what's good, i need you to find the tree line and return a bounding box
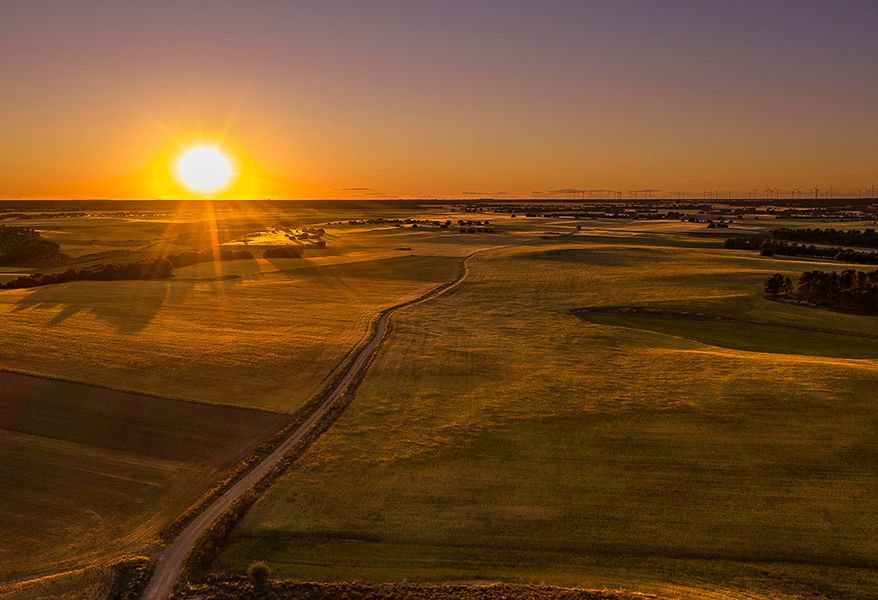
[725,236,878,264]
[166,248,253,268]
[1,248,255,290]
[764,269,878,314]
[0,225,64,264]
[769,227,878,248]
[1,257,175,289]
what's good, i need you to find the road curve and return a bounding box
[141,251,480,599]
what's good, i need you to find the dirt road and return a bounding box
[141,252,479,599]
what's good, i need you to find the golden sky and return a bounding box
[1,1,876,199]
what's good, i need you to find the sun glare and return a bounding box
[175,145,234,195]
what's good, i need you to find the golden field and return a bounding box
[217,222,878,599]
[3,206,878,598]
[0,208,471,413]
[0,205,495,585]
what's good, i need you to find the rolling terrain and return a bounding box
[2,204,878,598]
[142,251,479,599]
[216,230,878,598]
[0,209,467,413]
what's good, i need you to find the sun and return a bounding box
[175,145,235,195]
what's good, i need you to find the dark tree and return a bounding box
[764,268,878,314]
[764,273,792,296]
[0,225,64,264]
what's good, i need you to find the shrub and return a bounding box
[248,561,271,590]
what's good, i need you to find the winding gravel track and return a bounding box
[141,252,480,599]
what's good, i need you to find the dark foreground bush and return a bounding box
[263,246,304,259]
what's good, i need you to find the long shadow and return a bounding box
[10,280,179,334]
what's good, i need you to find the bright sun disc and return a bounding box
[176,145,234,195]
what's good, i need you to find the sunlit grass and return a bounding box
[6,210,878,596]
[0,211,466,412]
[219,238,878,598]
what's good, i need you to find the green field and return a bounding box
[217,231,878,598]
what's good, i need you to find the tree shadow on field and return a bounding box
[10,280,194,334]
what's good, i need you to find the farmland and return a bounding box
[0,203,482,584]
[216,218,878,598]
[0,205,468,413]
[2,201,878,598]
[5,3,878,598]
[0,370,286,580]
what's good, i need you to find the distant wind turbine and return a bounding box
[628,189,661,199]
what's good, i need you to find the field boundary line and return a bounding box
[0,366,284,416]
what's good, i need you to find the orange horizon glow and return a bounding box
[1,2,876,201]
